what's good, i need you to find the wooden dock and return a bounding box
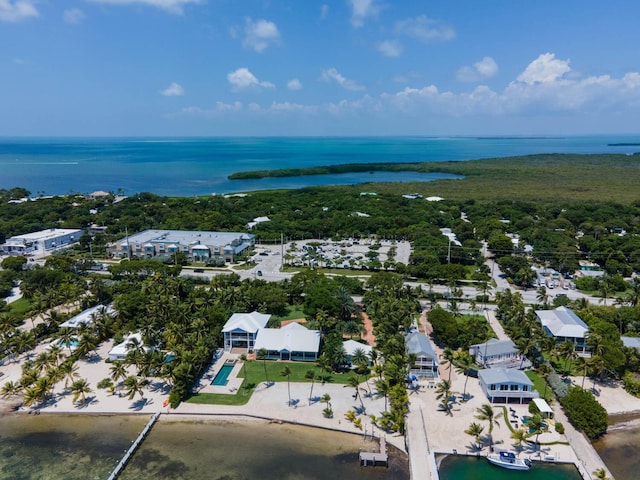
[359,436,388,467]
[107,412,160,480]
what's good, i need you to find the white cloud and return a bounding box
[287,78,303,91]
[347,0,381,28]
[159,82,184,96]
[86,0,203,15]
[320,4,329,19]
[320,68,365,91]
[64,8,86,24]
[270,101,318,114]
[456,56,498,82]
[0,0,38,22]
[12,57,27,65]
[240,18,280,53]
[517,53,571,84]
[395,15,455,43]
[377,40,402,57]
[227,67,274,91]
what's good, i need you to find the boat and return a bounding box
[487,451,532,470]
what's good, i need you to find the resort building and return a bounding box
[342,340,373,368]
[107,229,255,262]
[222,311,271,352]
[478,367,538,404]
[253,322,321,361]
[59,304,115,329]
[536,306,589,354]
[0,228,83,256]
[469,339,530,369]
[405,332,439,378]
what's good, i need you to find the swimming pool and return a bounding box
[211,364,233,386]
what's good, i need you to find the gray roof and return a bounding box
[478,367,533,386]
[254,323,320,353]
[536,306,588,338]
[406,332,437,359]
[622,336,640,350]
[115,229,255,254]
[470,339,517,357]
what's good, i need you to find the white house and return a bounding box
[222,311,271,352]
[478,367,538,404]
[1,228,83,256]
[60,304,115,329]
[536,306,589,354]
[108,333,150,361]
[406,332,439,378]
[253,322,320,361]
[469,339,529,369]
[342,340,373,367]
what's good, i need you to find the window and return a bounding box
[490,385,496,390]
[500,384,508,391]
[510,384,518,391]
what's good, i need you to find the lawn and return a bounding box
[8,297,31,316]
[186,360,368,406]
[525,370,554,402]
[272,306,307,322]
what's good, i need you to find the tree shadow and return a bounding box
[129,397,152,411]
[74,395,98,409]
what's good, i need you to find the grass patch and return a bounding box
[187,360,369,406]
[8,297,31,317]
[272,307,307,322]
[243,360,366,385]
[525,371,554,402]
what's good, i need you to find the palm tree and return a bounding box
[70,379,93,405]
[511,429,529,449]
[464,422,484,450]
[557,340,578,374]
[348,375,365,413]
[256,348,270,385]
[58,361,80,389]
[440,347,455,381]
[123,375,145,400]
[527,413,548,449]
[537,363,552,400]
[536,286,549,307]
[280,366,292,406]
[453,351,474,400]
[475,404,500,450]
[435,379,453,415]
[351,348,369,372]
[375,377,390,412]
[305,369,316,404]
[240,354,248,380]
[1,380,21,398]
[110,361,128,391]
[320,393,333,418]
[593,468,611,480]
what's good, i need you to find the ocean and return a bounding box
[0,414,408,480]
[1,136,638,197]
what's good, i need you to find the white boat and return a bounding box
[487,451,532,470]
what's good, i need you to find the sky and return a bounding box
[2,0,640,136]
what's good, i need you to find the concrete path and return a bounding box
[406,403,437,480]
[484,308,509,341]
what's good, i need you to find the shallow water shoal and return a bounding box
[118,418,408,480]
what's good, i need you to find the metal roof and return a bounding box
[470,339,518,357]
[254,322,320,353]
[478,367,533,386]
[222,311,271,333]
[406,332,437,358]
[536,306,588,338]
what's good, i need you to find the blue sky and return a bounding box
[2,0,640,136]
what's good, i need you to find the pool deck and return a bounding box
[194,352,244,394]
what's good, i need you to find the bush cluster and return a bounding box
[622,372,640,397]
[546,371,569,398]
[560,386,608,439]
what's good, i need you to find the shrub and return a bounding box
[555,421,565,434]
[622,372,640,397]
[97,378,113,390]
[528,400,540,415]
[560,386,608,439]
[547,371,569,398]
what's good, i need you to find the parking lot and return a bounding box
[254,239,411,271]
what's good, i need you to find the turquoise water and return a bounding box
[0,136,637,196]
[438,455,582,480]
[211,364,233,386]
